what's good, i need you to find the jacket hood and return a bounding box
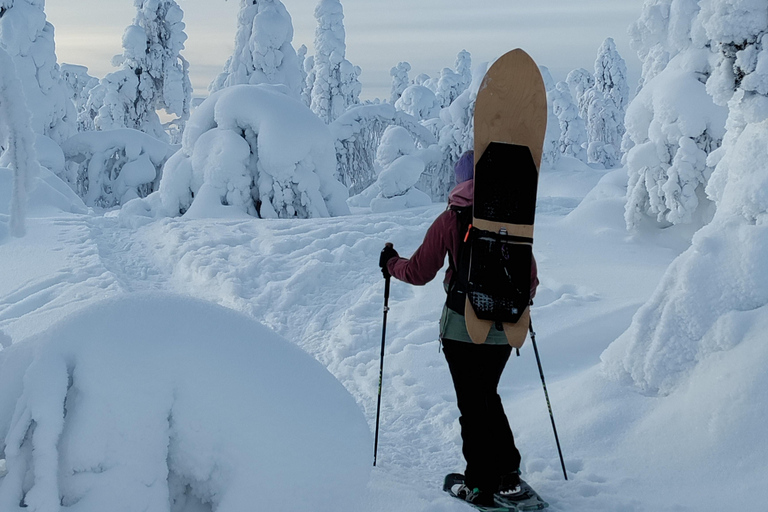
[448,179,473,208]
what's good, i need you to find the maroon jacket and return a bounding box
[387,179,539,297]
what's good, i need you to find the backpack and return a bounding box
[446,205,532,326]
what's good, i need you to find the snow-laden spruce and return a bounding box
[603,0,768,395]
[151,84,349,219]
[307,0,361,123]
[59,65,99,133]
[389,61,411,104]
[209,0,303,99]
[540,66,562,170]
[586,38,628,168]
[623,0,727,229]
[395,85,441,121]
[0,46,41,238]
[552,81,588,161]
[86,0,191,142]
[0,293,371,512]
[0,0,75,144]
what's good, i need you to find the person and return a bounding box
[379,149,539,507]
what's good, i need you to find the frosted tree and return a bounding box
[156,85,349,219]
[623,0,728,229]
[565,68,594,121]
[297,45,311,106]
[390,62,411,103]
[552,82,587,161]
[308,0,361,123]
[0,46,41,238]
[209,0,303,99]
[0,0,75,144]
[60,64,99,132]
[584,38,629,167]
[369,126,431,212]
[86,0,192,142]
[455,50,472,92]
[395,85,440,121]
[540,66,561,169]
[603,0,768,397]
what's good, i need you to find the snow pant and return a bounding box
[442,337,521,492]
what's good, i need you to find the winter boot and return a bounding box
[455,483,496,507]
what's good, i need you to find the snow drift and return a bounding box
[0,293,371,512]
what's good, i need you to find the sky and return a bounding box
[45,0,646,101]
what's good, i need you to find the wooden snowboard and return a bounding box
[465,49,547,347]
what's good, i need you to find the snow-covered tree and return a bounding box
[585,38,629,168]
[623,0,728,229]
[368,126,431,212]
[308,0,361,123]
[0,0,75,145]
[390,62,411,104]
[566,67,595,121]
[395,85,440,121]
[60,64,99,132]
[330,103,436,195]
[209,0,303,99]
[0,46,40,237]
[603,0,768,396]
[540,66,561,169]
[85,0,192,142]
[60,129,175,208]
[155,84,349,219]
[455,49,472,92]
[552,81,587,161]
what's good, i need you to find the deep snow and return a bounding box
[1,155,766,511]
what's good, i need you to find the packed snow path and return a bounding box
[2,163,711,511]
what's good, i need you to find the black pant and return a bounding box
[442,338,521,491]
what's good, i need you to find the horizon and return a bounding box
[45,0,644,102]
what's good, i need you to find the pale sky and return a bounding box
[45,0,645,101]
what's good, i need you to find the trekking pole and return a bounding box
[529,317,568,480]
[373,272,391,466]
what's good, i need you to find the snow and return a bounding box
[0,293,371,512]
[1,145,766,511]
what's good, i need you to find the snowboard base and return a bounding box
[443,473,548,512]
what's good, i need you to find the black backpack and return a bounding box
[445,205,532,324]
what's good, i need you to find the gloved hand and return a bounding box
[379,243,398,279]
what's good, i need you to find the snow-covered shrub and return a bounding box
[395,85,440,121]
[60,64,99,132]
[156,84,349,219]
[0,0,76,144]
[60,129,175,208]
[552,81,588,161]
[0,46,41,237]
[331,103,436,195]
[0,293,371,512]
[603,0,768,396]
[84,0,192,142]
[623,0,727,229]
[209,0,303,99]
[390,61,411,104]
[308,0,361,123]
[349,125,431,212]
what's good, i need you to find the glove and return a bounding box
[379,243,399,279]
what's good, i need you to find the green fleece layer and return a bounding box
[439,304,510,345]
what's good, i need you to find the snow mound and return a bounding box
[0,293,371,512]
[0,166,87,224]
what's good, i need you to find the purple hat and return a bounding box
[454,150,474,184]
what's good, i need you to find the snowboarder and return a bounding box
[379,150,539,507]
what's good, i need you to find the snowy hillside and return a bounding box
[2,155,766,511]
